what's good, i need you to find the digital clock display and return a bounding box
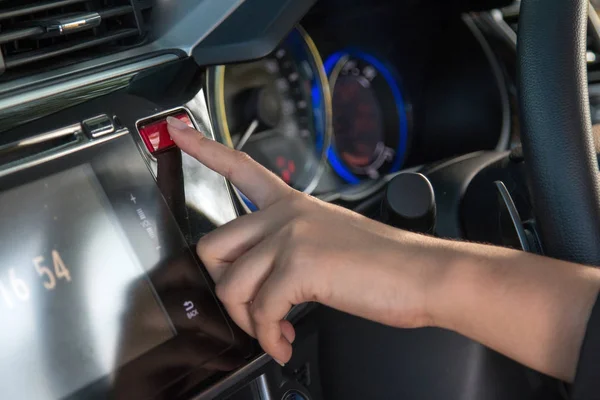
[0,164,176,399]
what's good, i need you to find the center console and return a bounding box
[0,0,327,395]
[0,55,323,398]
[0,106,254,399]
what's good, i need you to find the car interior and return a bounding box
[0,0,598,399]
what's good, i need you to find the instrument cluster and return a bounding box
[207,26,412,209]
[206,7,508,208]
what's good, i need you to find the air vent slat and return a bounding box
[0,27,44,44]
[4,28,139,69]
[0,0,88,21]
[0,0,153,80]
[98,5,133,19]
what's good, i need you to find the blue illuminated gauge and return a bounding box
[209,26,332,211]
[324,51,410,184]
[283,391,310,400]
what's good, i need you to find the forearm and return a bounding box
[421,237,600,382]
[168,118,600,370]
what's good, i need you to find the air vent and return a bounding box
[0,0,153,80]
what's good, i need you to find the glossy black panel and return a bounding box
[0,134,240,400]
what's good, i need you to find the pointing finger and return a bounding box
[167,117,291,209]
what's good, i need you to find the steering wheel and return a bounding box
[518,0,600,266]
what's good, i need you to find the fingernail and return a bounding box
[273,358,285,367]
[166,116,190,130]
[282,329,295,344]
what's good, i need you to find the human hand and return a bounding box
[167,117,439,365]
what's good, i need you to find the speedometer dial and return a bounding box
[324,51,410,184]
[208,26,332,207]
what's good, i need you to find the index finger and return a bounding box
[167,117,291,209]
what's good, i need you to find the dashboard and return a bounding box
[207,3,509,211]
[0,0,517,399]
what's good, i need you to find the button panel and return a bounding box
[137,112,193,155]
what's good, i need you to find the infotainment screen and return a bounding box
[0,164,176,399]
[0,134,241,400]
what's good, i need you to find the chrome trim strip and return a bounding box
[192,354,272,400]
[256,374,273,400]
[185,92,240,226]
[47,12,102,35]
[83,115,115,138]
[0,54,176,111]
[0,128,128,178]
[0,73,131,134]
[0,123,82,154]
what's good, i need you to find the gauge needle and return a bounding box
[236,119,260,150]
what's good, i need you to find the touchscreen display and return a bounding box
[0,134,245,400]
[0,164,176,399]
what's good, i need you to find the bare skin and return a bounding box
[167,117,600,382]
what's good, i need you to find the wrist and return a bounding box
[392,233,472,331]
[420,238,463,330]
[386,231,460,329]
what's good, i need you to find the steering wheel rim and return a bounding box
[518,0,600,265]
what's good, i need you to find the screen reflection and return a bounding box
[110,254,243,400]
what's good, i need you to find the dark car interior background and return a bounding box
[0,0,596,399]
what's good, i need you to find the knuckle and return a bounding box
[287,191,312,213]
[289,221,317,249]
[196,236,210,259]
[225,150,253,181]
[189,135,208,159]
[276,220,315,267]
[191,129,205,141]
[250,300,269,322]
[233,149,253,165]
[214,282,233,304]
[280,242,309,272]
[287,217,311,238]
